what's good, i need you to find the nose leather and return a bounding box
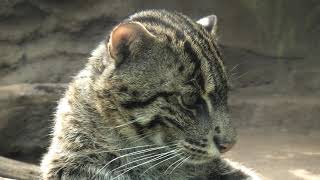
[217,143,234,153]
[213,136,235,153]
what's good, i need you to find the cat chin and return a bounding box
[187,158,213,165]
[183,154,220,165]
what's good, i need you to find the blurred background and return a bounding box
[0,0,319,179]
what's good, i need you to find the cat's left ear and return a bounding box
[197,15,218,35]
[107,22,155,67]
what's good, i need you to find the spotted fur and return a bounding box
[41,10,260,180]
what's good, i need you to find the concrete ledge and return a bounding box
[0,83,319,164]
[0,83,66,163]
[229,93,320,132]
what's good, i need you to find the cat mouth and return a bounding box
[177,142,221,164]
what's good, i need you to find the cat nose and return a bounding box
[213,135,235,153]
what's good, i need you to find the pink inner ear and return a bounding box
[109,23,147,59]
[108,22,154,60]
[110,26,132,58]
[111,25,136,49]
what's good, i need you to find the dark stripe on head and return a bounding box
[161,10,225,90]
[173,12,222,60]
[183,41,205,91]
[131,10,226,92]
[163,116,184,130]
[120,92,176,109]
[172,11,225,86]
[147,115,184,130]
[160,106,176,115]
[132,15,186,41]
[133,12,209,91]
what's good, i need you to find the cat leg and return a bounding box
[207,159,261,180]
[52,165,133,180]
[59,165,164,180]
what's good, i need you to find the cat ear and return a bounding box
[197,15,218,35]
[107,22,154,66]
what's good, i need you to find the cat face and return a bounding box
[103,10,236,164]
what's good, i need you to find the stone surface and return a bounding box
[0,156,40,180]
[229,93,320,132]
[0,1,319,178]
[227,129,320,180]
[0,0,319,94]
[0,83,319,164]
[0,83,66,163]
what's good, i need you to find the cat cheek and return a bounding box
[150,131,164,145]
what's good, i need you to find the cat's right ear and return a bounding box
[107,22,155,67]
[197,15,218,36]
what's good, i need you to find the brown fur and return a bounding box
[41,10,260,180]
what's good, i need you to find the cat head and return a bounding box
[98,10,236,164]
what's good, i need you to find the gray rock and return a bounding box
[0,0,319,166]
[0,83,66,163]
[0,83,319,164]
[230,93,320,133]
[0,0,319,95]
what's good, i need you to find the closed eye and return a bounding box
[179,95,199,110]
[147,115,184,130]
[120,92,176,109]
[179,94,206,111]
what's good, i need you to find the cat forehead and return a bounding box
[130,10,212,36]
[119,10,226,90]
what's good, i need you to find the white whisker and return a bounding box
[233,71,250,81]
[168,156,190,174]
[164,156,184,174]
[113,150,178,179]
[112,149,178,173]
[229,61,248,73]
[142,150,182,175]
[113,118,142,129]
[92,144,177,179]
[229,64,241,73]
[94,144,157,154]
[132,152,158,160]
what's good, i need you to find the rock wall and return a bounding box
[1,0,320,94]
[0,0,319,163]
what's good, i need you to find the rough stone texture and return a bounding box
[229,94,320,133]
[0,84,66,163]
[227,129,320,180]
[0,0,319,177]
[0,83,319,165]
[1,0,320,94]
[0,156,40,180]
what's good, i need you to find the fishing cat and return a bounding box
[41,10,260,180]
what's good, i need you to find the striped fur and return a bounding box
[41,10,260,180]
